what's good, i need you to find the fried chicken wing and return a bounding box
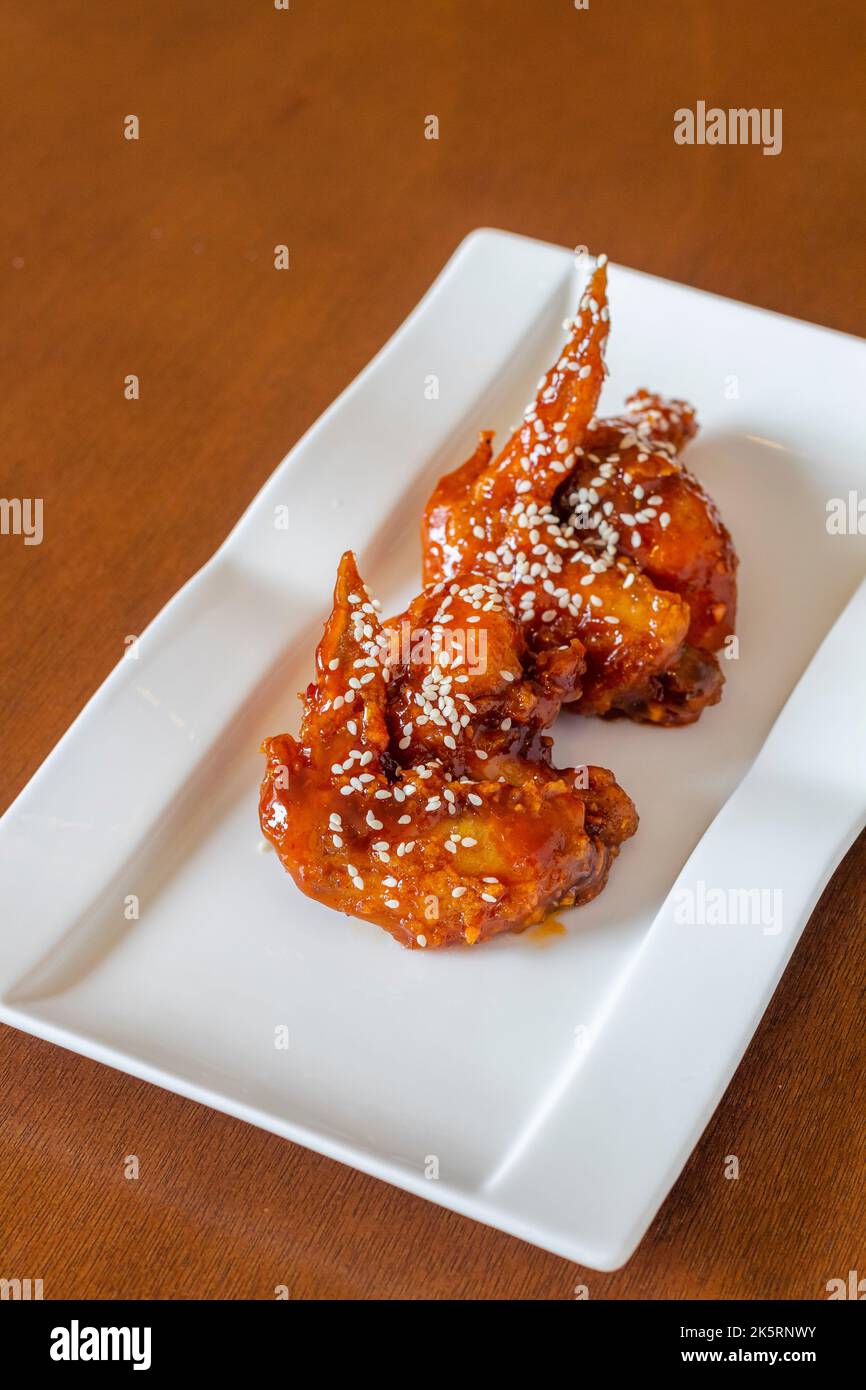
[421,259,737,725]
[383,572,585,780]
[260,552,637,948]
[560,389,738,651]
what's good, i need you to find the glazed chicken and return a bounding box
[422,259,737,724]
[383,571,586,780]
[260,552,637,949]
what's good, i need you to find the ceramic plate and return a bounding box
[2,230,864,1269]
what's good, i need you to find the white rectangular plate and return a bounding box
[2,230,865,1270]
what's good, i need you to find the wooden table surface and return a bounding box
[1,0,864,1300]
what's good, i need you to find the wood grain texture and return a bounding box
[1,0,863,1300]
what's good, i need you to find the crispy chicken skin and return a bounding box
[384,573,586,780]
[562,389,738,652]
[422,261,738,725]
[259,552,637,949]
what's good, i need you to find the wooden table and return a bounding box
[2,0,863,1300]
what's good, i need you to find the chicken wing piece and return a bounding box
[584,388,699,456]
[422,261,716,723]
[260,552,637,948]
[560,389,738,651]
[383,572,585,781]
[423,260,611,583]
